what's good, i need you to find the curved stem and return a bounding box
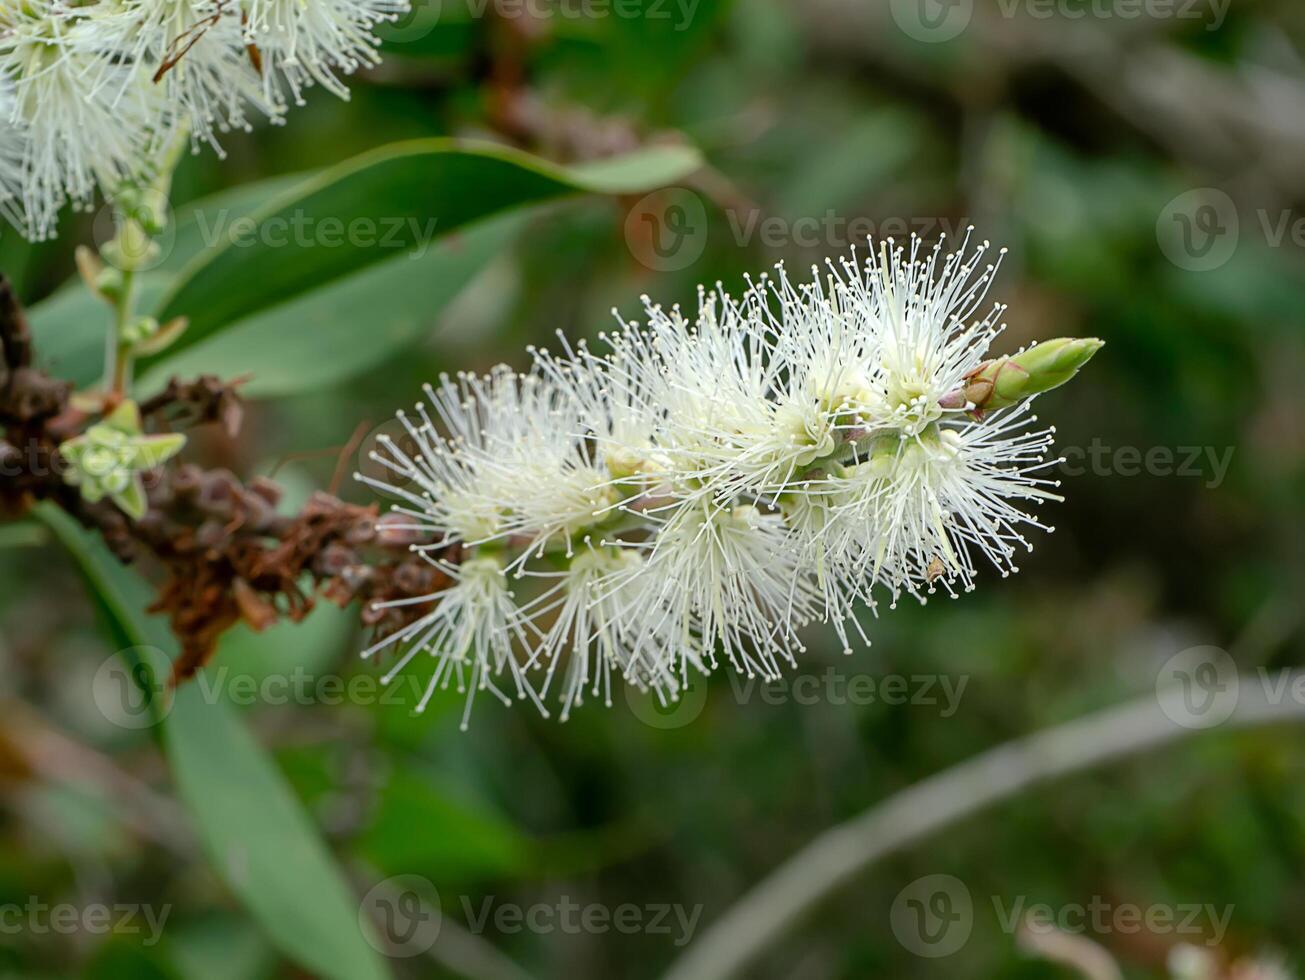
[660,673,1305,980]
[100,124,189,399]
[106,264,138,396]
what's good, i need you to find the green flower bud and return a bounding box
[121,315,159,346]
[93,267,125,303]
[59,401,186,521]
[959,337,1103,412]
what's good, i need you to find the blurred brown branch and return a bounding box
[0,275,452,685]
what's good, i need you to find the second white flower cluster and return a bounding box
[0,0,409,239]
[359,235,1102,727]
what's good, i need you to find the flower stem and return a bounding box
[98,124,189,401]
[106,264,138,397]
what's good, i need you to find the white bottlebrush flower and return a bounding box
[838,405,1062,601]
[0,82,26,231]
[0,0,409,239]
[0,1,162,238]
[363,554,546,730]
[621,501,821,683]
[242,0,407,105]
[831,231,1008,435]
[358,240,1101,724]
[521,543,687,722]
[83,0,281,153]
[359,367,621,563]
[547,284,842,509]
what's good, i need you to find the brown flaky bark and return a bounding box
[0,275,452,683]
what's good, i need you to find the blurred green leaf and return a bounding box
[358,769,530,883]
[148,139,702,364]
[161,174,310,277]
[165,684,390,980]
[34,503,169,655]
[168,914,275,980]
[0,521,48,549]
[35,505,390,980]
[140,211,527,398]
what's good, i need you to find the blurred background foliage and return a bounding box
[1,0,1304,978]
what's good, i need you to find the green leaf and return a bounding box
[148,139,702,364]
[35,504,391,980]
[165,683,390,980]
[168,914,276,980]
[0,521,48,549]
[161,173,310,277]
[201,597,354,708]
[34,503,169,651]
[139,210,525,399]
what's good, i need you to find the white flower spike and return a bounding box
[0,0,410,239]
[359,237,1103,725]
